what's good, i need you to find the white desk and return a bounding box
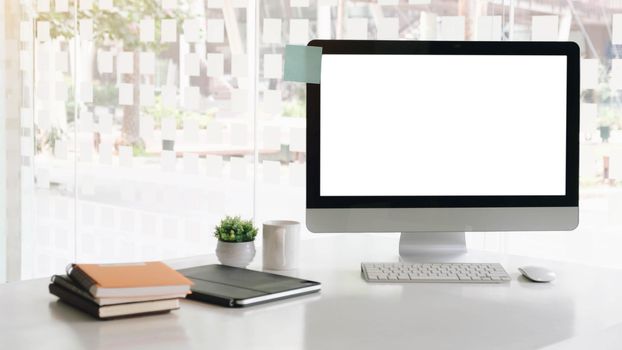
[2,234,622,350]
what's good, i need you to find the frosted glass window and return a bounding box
[99,0,113,11]
[207,53,224,77]
[183,19,202,43]
[118,83,134,105]
[581,59,598,90]
[376,18,399,40]
[232,54,248,77]
[207,19,225,43]
[56,0,69,12]
[419,12,437,40]
[230,157,248,181]
[438,16,465,40]
[97,51,113,74]
[477,16,502,41]
[37,21,50,41]
[263,19,282,44]
[79,19,93,41]
[580,103,597,134]
[6,0,620,284]
[139,52,155,75]
[531,16,559,41]
[37,0,50,12]
[263,54,283,79]
[263,90,282,115]
[117,52,134,75]
[20,21,33,42]
[613,14,622,44]
[346,19,368,40]
[610,59,622,90]
[162,0,175,10]
[291,0,309,6]
[161,19,177,43]
[79,0,92,10]
[140,85,155,106]
[184,53,200,77]
[184,86,201,110]
[263,161,281,184]
[289,19,309,45]
[140,18,155,42]
[231,89,248,113]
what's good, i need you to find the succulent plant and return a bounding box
[214,216,258,243]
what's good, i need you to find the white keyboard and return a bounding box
[361,262,511,283]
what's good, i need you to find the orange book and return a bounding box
[67,262,193,298]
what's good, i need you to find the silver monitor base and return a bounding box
[399,232,467,262]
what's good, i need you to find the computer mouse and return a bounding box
[518,266,556,283]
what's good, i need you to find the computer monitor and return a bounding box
[306,40,579,259]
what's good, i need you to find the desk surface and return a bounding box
[1,234,622,350]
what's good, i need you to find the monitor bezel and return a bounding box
[306,40,580,209]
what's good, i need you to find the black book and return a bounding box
[49,283,180,319]
[52,275,95,302]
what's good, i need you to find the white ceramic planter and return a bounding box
[216,241,256,268]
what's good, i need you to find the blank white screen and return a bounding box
[320,55,567,196]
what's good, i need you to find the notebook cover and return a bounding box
[179,264,321,308]
[73,262,193,289]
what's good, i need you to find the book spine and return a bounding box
[49,284,101,319]
[68,267,97,295]
[52,275,98,304]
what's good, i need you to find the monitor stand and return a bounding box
[399,232,467,262]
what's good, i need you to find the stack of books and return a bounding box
[49,261,193,319]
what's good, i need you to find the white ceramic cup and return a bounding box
[262,220,301,270]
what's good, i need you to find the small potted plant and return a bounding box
[214,216,258,268]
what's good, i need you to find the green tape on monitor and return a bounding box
[284,45,322,84]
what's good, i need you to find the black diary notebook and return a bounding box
[178,264,321,307]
